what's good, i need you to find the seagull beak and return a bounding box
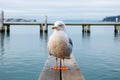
[52,26,58,30]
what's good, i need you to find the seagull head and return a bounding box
[52,21,66,31]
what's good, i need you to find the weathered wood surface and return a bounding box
[38,56,60,80]
[39,55,85,80]
[0,11,4,31]
[44,16,48,33]
[62,55,85,80]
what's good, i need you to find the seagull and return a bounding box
[48,21,73,70]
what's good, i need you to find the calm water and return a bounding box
[0,25,120,80]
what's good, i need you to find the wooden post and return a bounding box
[44,16,48,33]
[84,25,87,32]
[6,25,10,32]
[115,18,119,33]
[0,11,5,32]
[114,25,119,33]
[40,23,43,33]
[87,25,90,33]
[82,25,85,33]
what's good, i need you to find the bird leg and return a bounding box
[61,57,70,70]
[51,57,60,70]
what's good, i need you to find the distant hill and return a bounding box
[4,18,36,22]
[102,15,120,22]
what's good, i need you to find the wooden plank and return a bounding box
[38,56,60,80]
[61,54,85,80]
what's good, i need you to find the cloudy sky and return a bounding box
[0,0,120,20]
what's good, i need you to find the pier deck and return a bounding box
[38,54,85,80]
[3,22,120,33]
[3,22,120,26]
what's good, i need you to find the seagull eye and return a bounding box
[58,24,63,27]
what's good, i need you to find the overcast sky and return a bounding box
[0,0,120,20]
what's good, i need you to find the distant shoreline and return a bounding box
[4,18,36,22]
[102,15,120,22]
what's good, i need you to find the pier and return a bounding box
[0,11,120,33]
[38,54,85,80]
[3,22,120,33]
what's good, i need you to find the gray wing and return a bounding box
[69,37,73,47]
[68,37,73,53]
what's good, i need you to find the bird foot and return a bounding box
[61,66,70,71]
[51,66,61,70]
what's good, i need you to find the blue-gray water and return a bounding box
[0,24,120,80]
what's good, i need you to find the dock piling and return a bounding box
[40,23,43,33]
[87,25,90,33]
[114,25,119,33]
[6,25,10,32]
[0,11,5,32]
[114,18,119,33]
[82,25,91,33]
[44,16,48,33]
[82,25,85,32]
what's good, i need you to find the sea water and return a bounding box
[0,23,120,80]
